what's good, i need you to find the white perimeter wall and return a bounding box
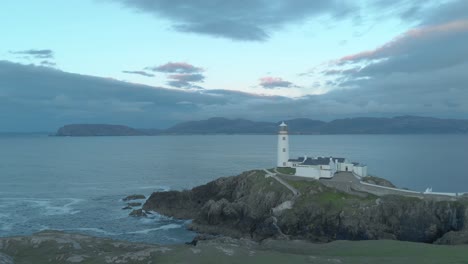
[353,166,368,177]
[295,167,333,179]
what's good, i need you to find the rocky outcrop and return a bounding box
[123,194,146,201]
[129,209,147,217]
[144,170,294,240]
[361,175,396,188]
[143,170,468,244]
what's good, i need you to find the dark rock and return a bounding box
[435,230,468,245]
[143,170,468,244]
[122,206,132,210]
[127,202,142,207]
[361,176,396,188]
[186,234,219,246]
[129,209,147,217]
[123,194,146,201]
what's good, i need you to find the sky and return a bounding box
[1,0,467,131]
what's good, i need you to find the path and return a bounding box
[275,171,459,201]
[263,169,300,196]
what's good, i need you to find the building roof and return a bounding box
[289,156,345,165]
[279,122,287,127]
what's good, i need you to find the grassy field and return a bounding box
[276,167,296,175]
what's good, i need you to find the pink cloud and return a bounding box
[339,19,468,63]
[259,76,293,88]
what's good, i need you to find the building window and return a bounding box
[282,137,286,140]
[283,148,286,152]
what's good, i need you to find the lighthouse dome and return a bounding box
[279,122,288,132]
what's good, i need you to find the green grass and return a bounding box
[276,167,296,175]
[5,232,468,264]
[284,178,320,192]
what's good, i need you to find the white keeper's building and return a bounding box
[277,122,368,179]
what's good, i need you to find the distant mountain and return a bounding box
[164,117,277,134]
[55,116,468,136]
[56,124,145,136]
[321,116,468,134]
[163,116,468,134]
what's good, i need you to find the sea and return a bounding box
[0,134,467,244]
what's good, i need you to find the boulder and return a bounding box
[123,194,146,201]
[129,209,147,217]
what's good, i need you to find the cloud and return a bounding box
[122,70,155,77]
[112,0,354,41]
[10,49,54,59]
[259,77,293,88]
[40,60,57,67]
[312,1,468,119]
[1,59,467,132]
[167,73,205,88]
[144,62,205,88]
[146,62,203,73]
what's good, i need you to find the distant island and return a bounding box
[55,116,468,136]
[55,124,146,136]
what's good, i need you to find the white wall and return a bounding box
[353,166,367,177]
[338,163,354,172]
[295,167,320,179]
[295,167,333,179]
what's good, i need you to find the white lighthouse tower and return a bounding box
[277,122,290,167]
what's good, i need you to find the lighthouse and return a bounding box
[277,122,290,167]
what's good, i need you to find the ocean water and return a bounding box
[0,134,467,244]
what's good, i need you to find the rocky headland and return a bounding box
[143,170,468,245]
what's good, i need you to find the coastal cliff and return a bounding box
[143,170,468,244]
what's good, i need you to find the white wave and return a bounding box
[125,224,182,235]
[38,225,50,231]
[145,211,174,221]
[0,213,10,219]
[0,197,83,216]
[138,185,170,191]
[65,228,118,236]
[0,222,13,231]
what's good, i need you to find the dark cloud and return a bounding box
[315,1,468,120]
[113,0,354,41]
[169,73,204,82]
[421,0,468,26]
[144,62,205,88]
[167,73,205,88]
[146,62,203,73]
[122,70,155,77]
[259,77,293,88]
[10,49,54,59]
[40,60,56,67]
